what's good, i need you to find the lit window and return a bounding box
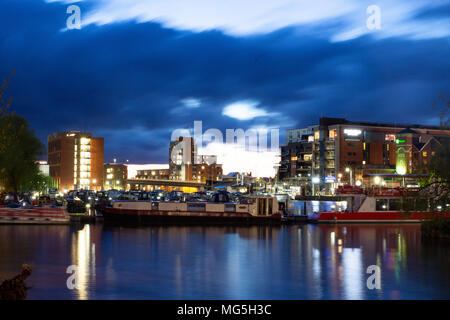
[423,152,427,157]
[385,134,396,142]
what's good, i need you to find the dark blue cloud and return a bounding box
[1,0,449,164]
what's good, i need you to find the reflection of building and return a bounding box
[279,118,450,194]
[104,163,128,190]
[48,131,104,191]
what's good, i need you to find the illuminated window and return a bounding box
[385,134,396,142]
[314,131,320,141]
[107,174,113,179]
[423,152,427,157]
[329,130,336,140]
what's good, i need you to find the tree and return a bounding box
[415,96,450,210]
[0,71,44,193]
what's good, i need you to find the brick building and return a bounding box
[48,131,104,191]
[279,118,450,194]
[104,163,128,190]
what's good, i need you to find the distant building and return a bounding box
[36,160,49,175]
[169,137,223,182]
[135,168,169,180]
[47,131,104,191]
[104,163,128,190]
[193,155,223,183]
[286,126,316,144]
[169,137,195,180]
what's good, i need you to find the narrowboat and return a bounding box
[100,191,282,225]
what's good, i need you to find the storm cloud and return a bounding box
[1,0,449,169]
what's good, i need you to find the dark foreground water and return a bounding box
[1,223,449,300]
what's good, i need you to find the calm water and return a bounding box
[0,223,449,300]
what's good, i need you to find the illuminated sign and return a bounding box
[344,129,362,136]
[325,176,336,183]
[395,139,406,144]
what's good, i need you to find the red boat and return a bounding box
[309,186,449,223]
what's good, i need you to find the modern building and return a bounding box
[104,163,128,190]
[47,131,104,191]
[279,117,450,195]
[193,155,223,183]
[169,137,223,183]
[36,160,49,175]
[278,140,313,195]
[135,168,170,180]
[169,137,195,181]
[286,126,316,144]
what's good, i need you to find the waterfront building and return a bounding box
[135,168,170,180]
[104,163,128,190]
[193,155,223,183]
[278,140,313,195]
[169,137,195,180]
[169,137,223,183]
[286,126,316,144]
[279,117,450,195]
[47,131,104,191]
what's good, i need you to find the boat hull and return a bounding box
[309,211,449,223]
[100,206,281,225]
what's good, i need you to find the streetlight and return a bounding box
[374,176,381,185]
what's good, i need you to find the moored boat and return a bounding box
[308,186,449,223]
[0,204,70,224]
[100,192,282,225]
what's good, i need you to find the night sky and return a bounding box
[1,0,449,175]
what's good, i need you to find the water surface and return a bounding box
[0,223,449,299]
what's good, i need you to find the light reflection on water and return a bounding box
[0,224,449,300]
